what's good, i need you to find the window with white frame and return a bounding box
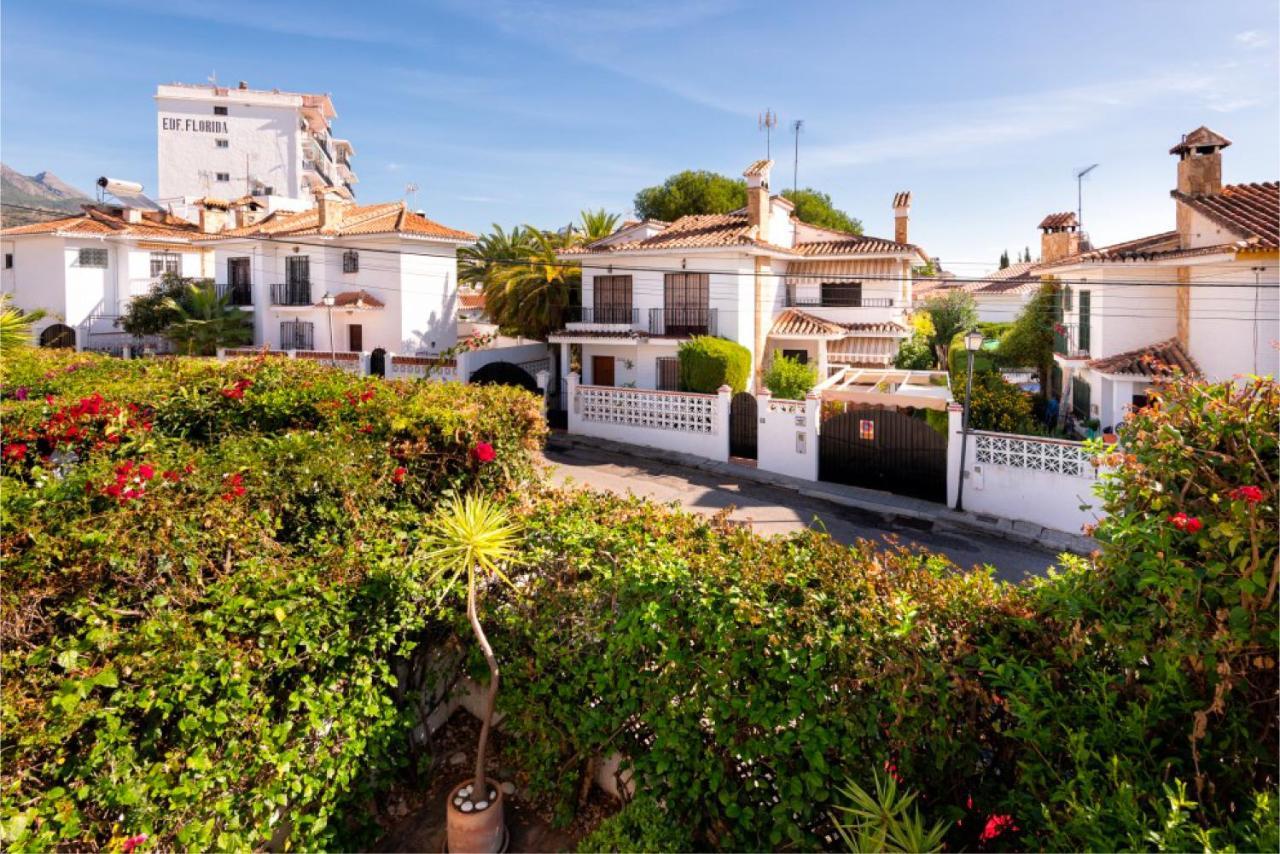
[150,252,181,278]
[78,248,108,268]
[343,250,359,274]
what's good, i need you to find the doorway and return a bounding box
[348,323,363,352]
[591,355,615,386]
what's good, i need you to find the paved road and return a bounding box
[542,443,1061,582]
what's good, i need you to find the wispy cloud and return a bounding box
[385,162,404,172]
[1235,30,1269,49]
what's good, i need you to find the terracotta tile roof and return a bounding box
[206,201,475,241]
[548,328,644,341]
[1088,338,1201,377]
[458,292,486,310]
[564,212,761,254]
[1169,126,1231,155]
[1038,212,1078,230]
[1171,181,1278,249]
[743,159,774,177]
[322,289,384,308]
[793,235,916,256]
[892,191,911,208]
[769,309,906,338]
[972,260,1044,294]
[0,206,200,239]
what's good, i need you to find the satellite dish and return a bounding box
[97,177,164,211]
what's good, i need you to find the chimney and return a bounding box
[1038,212,1080,263]
[743,159,773,243]
[892,191,911,244]
[198,199,229,234]
[315,189,347,231]
[122,207,142,224]
[1171,126,1232,249]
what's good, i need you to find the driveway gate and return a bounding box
[819,408,946,502]
[729,392,758,459]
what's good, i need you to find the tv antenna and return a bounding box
[791,119,804,193]
[758,109,777,159]
[208,70,218,86]
[1075,163,1099,233]
[404,182,419,209]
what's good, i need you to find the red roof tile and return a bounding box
[206,201,475,241]
[1169,126,1232,155]
[1038,212,1078,230]
[1088,338,1201,377]
[0,206,200,239]
[1172,181,1278,250]
[743,159,773,177]
[892,191,911,208]
[321,289,384,308]
[769,309,906,338]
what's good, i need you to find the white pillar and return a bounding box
[816,339,829,381]
[566,372,581,434]
[946,402,964,508]
[715,384,733,462]
[535,369,551,409]
[801,391,820,481]
[217,347,227,362]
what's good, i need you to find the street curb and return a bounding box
[545,431,1097,556]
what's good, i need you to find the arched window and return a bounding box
[38,323,76,349]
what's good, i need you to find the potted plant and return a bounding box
[423,492,523,853]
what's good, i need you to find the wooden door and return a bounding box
[348,323,363,352]
[591,355,615,386]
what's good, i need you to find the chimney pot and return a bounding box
[893,191,911,244]
[743,159,774,243]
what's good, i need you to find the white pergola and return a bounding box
[814,368,953,411]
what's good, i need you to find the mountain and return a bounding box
[1,164,92,227]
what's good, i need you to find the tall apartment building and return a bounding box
[155,81,357,218]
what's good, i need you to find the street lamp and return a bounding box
[955,328,985,512]
[321,292,336,366]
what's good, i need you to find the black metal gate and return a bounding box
[729,392,758,459]
[819,408,947,502]
[369,348,386,377]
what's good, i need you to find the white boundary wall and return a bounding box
[567,373,730,461]
[946,404,1103,534]
[755,390,819,481]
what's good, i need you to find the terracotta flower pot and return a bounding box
[446,779,505,853]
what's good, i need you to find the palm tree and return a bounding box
[576,208,620,243]
[422,493,523,848]
[457,224,537,289]
[0,295,46,360]
[483,229,581,339]
[161,282,253,356]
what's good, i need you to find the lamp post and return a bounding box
[322,293,336,366]
[955,328,985,512]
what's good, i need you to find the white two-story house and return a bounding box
[199,191,476,355]
[552,160,929,391]
[1038,126,1278,431]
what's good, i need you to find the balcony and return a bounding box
[271,282,313,306]
[217,282,253,307]
[1053,322,1090,359]
[785,286,893,309]
[564,306,640,326]
[648,307,717,337]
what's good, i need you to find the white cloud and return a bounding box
[385,163,404,172]
[1235,30,1269,49]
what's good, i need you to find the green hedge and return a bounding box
[0,350,546,851]
[946,321,1011,374]
[677,336,750,393]
[763,352,818,400]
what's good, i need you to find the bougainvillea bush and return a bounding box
[485,375,1277,850]
[0,350,545,851]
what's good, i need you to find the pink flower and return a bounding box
[1231,485,1264,504]
[14,387,28,401]
[978,814,1017,844]
[122,833,148,853]
[471,442,495,464]
[1168,512,1202,533]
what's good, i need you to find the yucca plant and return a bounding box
[0,294,46,360]
[422,492,524,804]
[830,771,950,853]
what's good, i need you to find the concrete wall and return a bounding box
[2,236,69,327]
[567,373,730,462]
[755,391,819,481]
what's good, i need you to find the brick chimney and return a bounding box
[315,189,347,231]
[1171,126,1232,249]
[1038,212,1080,263]
[892,191,911,244]
[743,159,773,243]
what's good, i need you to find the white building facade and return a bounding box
[156,82,357,220]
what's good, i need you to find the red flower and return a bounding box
[1231,485,1264,504]
[359,424,374,434]
[122,833,148,853]
[360,389,375,403]
[162,469,181,482]
[1168,512,1201,533]
[138,464,155,481]
[221,386,245,400]
[220,472,246,501]
[392,466,407,484]
[978,814,1017,844]
[471,441,496,464]
[3,443,27,461]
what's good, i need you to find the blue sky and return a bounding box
[3,0,1277,271]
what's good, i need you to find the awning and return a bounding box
[814,368,953,411]
[827,336,899,366]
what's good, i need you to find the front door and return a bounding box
[591,355,615,386]
[348,323,363,352]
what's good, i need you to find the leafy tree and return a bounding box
[896,311,938,369]
[0,294,46,359]
[482,229,580,340]
[998,249,1010,269]
[161,282,253,356]
[999,280,1059,397]
[763,353,818,400]
[633,170,747,222]
[922,290,978,366]
[779,188,863,234]
[457,224,537,289]
[117,272,190,337]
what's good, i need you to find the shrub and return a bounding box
[762,353,817,400]
[893,332,934,369]
[0,350,546,852]
[575,797,692,853]
[677,336,750,393]
[945,321,1010,374]
[951,369,1036,433]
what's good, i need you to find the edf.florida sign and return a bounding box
[161,118,229,133]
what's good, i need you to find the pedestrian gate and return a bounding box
[729,392,758,459]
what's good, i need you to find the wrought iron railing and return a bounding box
[280,320,315,351]
[271,282,312,306]
[648,307,717,337]
[785,288,893,308]
[217,282,253,306]
[1053,322,1089,358]
[563,306,639,325]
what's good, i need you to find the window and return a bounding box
[281,320,314,351]
[593,274,632,323]
[819,281,862,306]
[662,272,710,334]
[4,253,12,269]
[1071,375,1092,420]
[78,248,108,268]
[343,250,359,274]
[213,105,228,116]
[286,255,310,285]
[656,357,680,391]
[215,172,230,182]
[149,252,181,278]
[781,348,809,364]
[215,139,229,148]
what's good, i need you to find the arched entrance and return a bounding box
[468,361,539,393]
[369,348,387,377]
[39,323,76,349]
